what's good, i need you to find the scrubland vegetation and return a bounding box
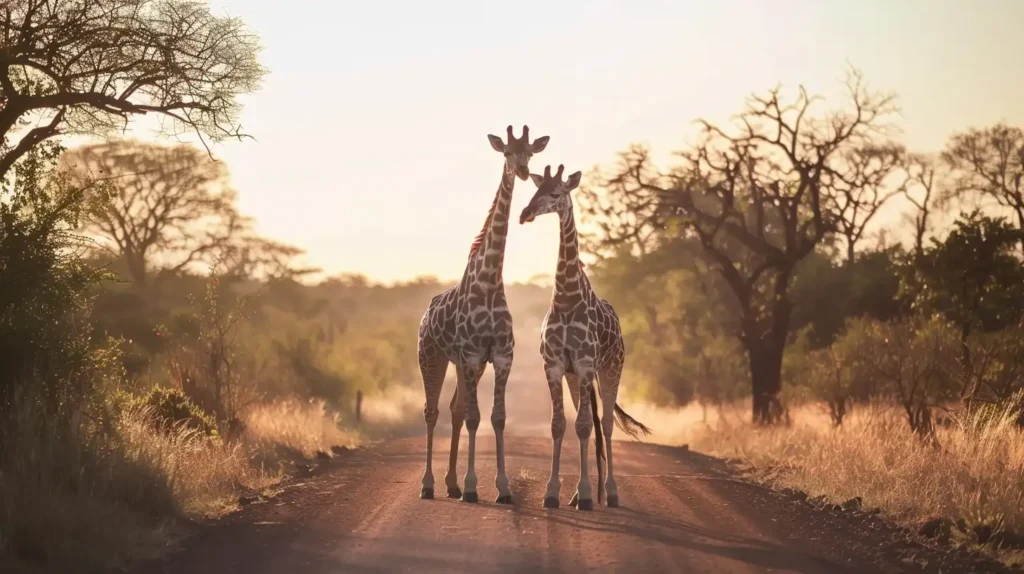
[2,0,1023,571]
[580,70,1024,565]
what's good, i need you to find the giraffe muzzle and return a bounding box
[519,209,535,224]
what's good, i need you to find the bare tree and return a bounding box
[942,123,1024,251]
[584,69,900,423]
[830,143,905,265]
[65,140,307,289]
[901,154,943,258]
[0,0,265,181]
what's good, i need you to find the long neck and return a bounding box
[552,200,589,307]
[466,160,516,286]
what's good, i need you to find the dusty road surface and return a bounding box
[138,432,997,574]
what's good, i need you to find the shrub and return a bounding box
[141,387,218,438]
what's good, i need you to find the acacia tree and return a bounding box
[65,140,307,289]
[943,124,1024,251]
[0,0,265,182]
[583,70,900,423]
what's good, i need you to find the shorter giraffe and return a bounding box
[519,164,651,510]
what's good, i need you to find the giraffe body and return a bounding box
[519,165,651,510]
[418,126,548,504]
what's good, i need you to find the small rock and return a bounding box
[331,445,350,455]
[679,444,689,452]
[315,450,331,460]
[919,517,952,539]
[296,463,313,475]
[842,497,863,511]
[238,494,261,506]
[831,504,844,512]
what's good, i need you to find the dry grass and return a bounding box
[242,398,359,459]
[635,399,1024,566]
[0,394,359,573]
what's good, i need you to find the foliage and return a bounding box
[64,141,310,289]
[943,123,1024,245]
[0,141,112,410]
[0,0,267,181]
[140,387,218,438]
[582,68,903,423]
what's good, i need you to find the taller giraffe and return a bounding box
[519,164,651,510]
[418,125,549,504]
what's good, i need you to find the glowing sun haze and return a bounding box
[125,0,1024,284]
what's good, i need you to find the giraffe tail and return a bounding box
[589,385,605,505]
[613,404,652,440]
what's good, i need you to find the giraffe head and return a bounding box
[487,125,549,181]
[519,164,582,224]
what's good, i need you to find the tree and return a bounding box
[943,124,1024,251]
[901,154,944,258]
[584,69,900,423]
[830,144,905,265]
[64,140,307,289]
[0,0,265,182]
[909,210,1024,375]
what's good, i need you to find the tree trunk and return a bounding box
[745,278,793,425]
[748,341,784,424]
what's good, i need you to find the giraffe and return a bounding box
[418,125,549,504]
[519,164,651,510]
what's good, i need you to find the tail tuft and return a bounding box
[589,385,605,505]
[613,404,652,440]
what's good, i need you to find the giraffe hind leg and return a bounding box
[419,340,448,500]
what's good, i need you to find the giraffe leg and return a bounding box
[573,364,597,511]
[565,373,582,508]
[491,352,513,504]
[542,363,566,508]
[443,383,466,499]
[459,357,485,503]
[599,365,621,507]
[419,341,448,500]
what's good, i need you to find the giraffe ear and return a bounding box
[530,136,550,153]
[564,171,582,192]
[487,134,505,153]
[529,173,545,188]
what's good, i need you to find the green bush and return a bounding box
[141,387,218,438]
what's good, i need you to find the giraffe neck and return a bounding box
[552,200,590,307]
[466,160,516,286]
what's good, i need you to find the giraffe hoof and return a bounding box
[606,495,619,508]
[576,498,594,511]
[461,492,478,503]
[569,492,579,508]
[543,497,559,509]
[495,494,514,505]
[420,487,434,500]
[446,487,462,499]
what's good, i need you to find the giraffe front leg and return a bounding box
[444,385,466,499]
[460,358,484,503]
[491,353,513,504]
[543,363,566,508]
[573,366,597,511]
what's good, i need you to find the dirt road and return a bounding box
[139,432,1000,574]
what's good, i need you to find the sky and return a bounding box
[131,0,1024,284]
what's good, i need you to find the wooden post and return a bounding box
[355,389,363,423]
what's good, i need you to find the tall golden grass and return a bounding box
[0,394,357,573]
[632,399,1024,565]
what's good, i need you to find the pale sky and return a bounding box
[132,0,1024,283]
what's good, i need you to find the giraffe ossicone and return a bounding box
[520,163,652,511]
[417,125,549,505]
